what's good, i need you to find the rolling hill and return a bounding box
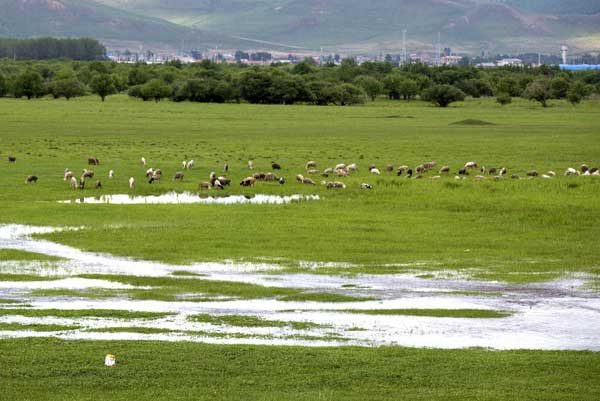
[1,0,599,53]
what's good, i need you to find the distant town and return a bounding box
[107,46,600,68]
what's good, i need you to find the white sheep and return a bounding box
[128,177,135,188]
[141,157,146,166]
[108,170,114,179]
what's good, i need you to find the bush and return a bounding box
[523,80,551,107]
[496,93,512,106]
[49,78,85,100]
[421,84,465,107]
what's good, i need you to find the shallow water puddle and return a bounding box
[58,192,320,205]
[1,224,600,350]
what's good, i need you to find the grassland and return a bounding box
[0,249,63,261]
[189,313,328,330]
[0,309,173,320]
[0,338,598,401]
[1,95,598,282]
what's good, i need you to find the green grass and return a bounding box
[189,313,328,330]
[29,289,121,299]
[1,96,599,283]
[0,338,599,400]
[0,249,63,262]
[0,274,61,282]
[88,327,173,335]
[338,309,512,318]
[75,274,372,302]
[0,322,79,332]
[0,309,174,320]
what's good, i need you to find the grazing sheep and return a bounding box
[223,161,228,173]
[439,166,450,174]
[199,181,210,190]
[547,171,556,177]
[306,161,317,170]
[464,161,477,169]
[25,175,38,184]
[81,169,94,179]
[480,166,486,175]
[307,169,319,175]
[347,163,358,172]
[69,176,78,189]
[323,167,334,175]
[336,169,349,177]
[581,164,589,173]
[128,177,135,188]
[278,177,285,185]
[8,155,16,163]
[145,168,155,177]
[88,157,100,165]
[213,179,225,189]
[583,170,591,176]
[173,172,185,181]
[360,183,372,189]
[458,167,468,176]
[511,174,520,179]
[564,167,578,176]
[264,173,277,181]
[326,181,346,189]
[301,177,315,185]
[240,177,256,187]
[78,178,85,190]
[589,167,598,174]
[141,157,147,166]
[370,167,381,175]
[386,164,394,172]
[593,170,600,176]
[296,174,305,183]
[542,174,552,179]
[474,175,486,181]
[335,163,347,171]
[415,164,425,174]
[186,160,195,170]
[148,170,162,184]
[217,176,231,186]
[63,169,73,181]
[248,160,254,170]
[182,160,187,169]
[499,167,507,176]
[271,162,281,170]
[424,161,437,170]
[526,170,539,177]
[253,172,266,180]
[94,180,102,189]
[108,170,114,179]
[488,167,497,175]
[406,168,413,178]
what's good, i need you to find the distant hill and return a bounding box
[96,0,600,53]
[0,0,236,50]
[1,0,599,53]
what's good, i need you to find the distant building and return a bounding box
[560,64,600,71]
[441,55,462,65]
[497,58,523,67]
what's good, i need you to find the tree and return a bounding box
[13,70,44,99]
[0,73,7,97]
[551,77,570,99]
[421,84,465,107]
[496,93,512,106]
[383,74,403,100]
[49,78,85,100]
[496,77,521,97]
[337,83,367,105]
[397,79,419,101]
[140,79,172,102]
[567,81,590,105]
[89,74,117,101]
[353,76,383,101]
[523,80,551,107]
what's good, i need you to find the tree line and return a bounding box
[0,58,598,107]
[0,38,106,61]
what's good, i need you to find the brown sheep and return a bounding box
[526,170,539,177]
[439,166,450,173]
[25,175,38,184]
[8,155,16,163]
[81,169,94,180]
[581,164,589,173]
[386,164,394,172]
[423,161,437,170]
[264,173,278,181]
[271,162,281,170]
[94,180,102,189]
[88,157,100,165]
[302,177,316,185]
[253,172,266,180]
[488,167,497,175]
[305,161,317,170]
[199,181,211,190]
[415,164,425,174]
[240,177,256,187]
[174,172,184,181]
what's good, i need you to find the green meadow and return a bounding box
[1,95,600,400]
[1,95,599,279]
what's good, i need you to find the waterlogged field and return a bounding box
[1,96,599,400]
